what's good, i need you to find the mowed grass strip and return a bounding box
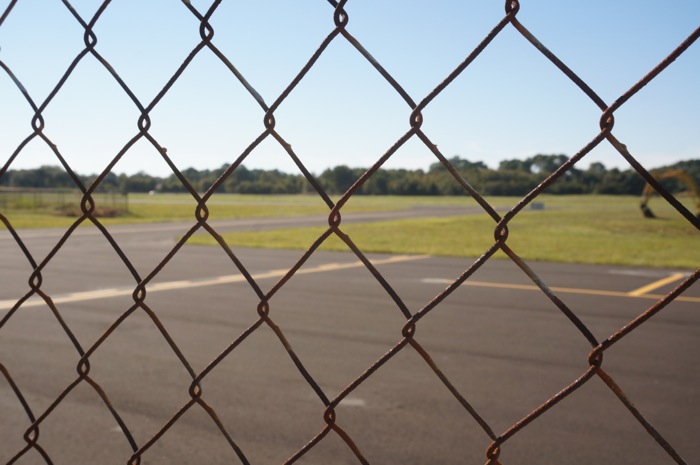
[3,193,698,268]
[1,193,527,229]
[188,206,699,269]
[0,193,640,229]
[1,193,419,229]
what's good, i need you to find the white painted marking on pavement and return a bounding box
[609,269,687,278]
[340,397,367,408]
[0,255,429,310]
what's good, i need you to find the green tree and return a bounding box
[319,165,362,194]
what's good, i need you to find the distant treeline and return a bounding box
[1,154,698,196]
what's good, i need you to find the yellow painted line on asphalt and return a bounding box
[422,278,700,303]
[627,273,686,297]
[0,255,429,310]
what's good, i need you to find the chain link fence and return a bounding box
[1,1,699,464]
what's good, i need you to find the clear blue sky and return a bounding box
[1,1,698,177]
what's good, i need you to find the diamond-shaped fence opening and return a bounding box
[1,1,699,464]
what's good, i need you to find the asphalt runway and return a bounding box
[1,216,698,465]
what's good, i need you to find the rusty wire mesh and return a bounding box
[1,1,699,464]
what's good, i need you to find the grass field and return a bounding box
[2,193,698,269]
[0,193,410,229]
[187,197,699,269]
